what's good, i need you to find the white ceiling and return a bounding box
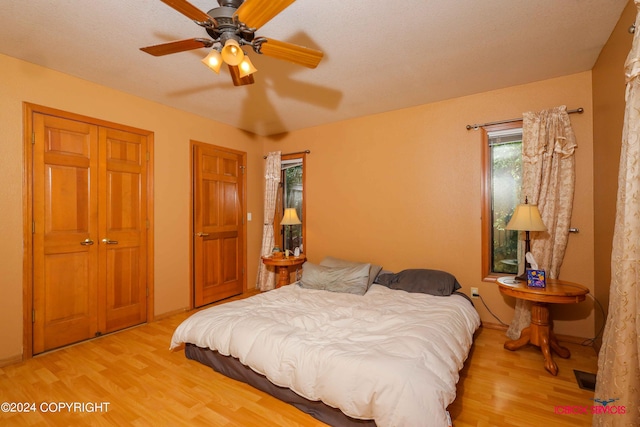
[0,0,629,136]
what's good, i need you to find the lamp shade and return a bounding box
[221,39,244,66]
[281,208,301,225]
[201,49,222,73]
[238,55,258,78]
[506,203,547,231]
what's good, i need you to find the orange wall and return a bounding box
[592,0,635,337]
[0,53,264,363]
[264,72,596,338]
[5,21,630,361]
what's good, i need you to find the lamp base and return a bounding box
[514,272,527,282]
[514,261,532,282]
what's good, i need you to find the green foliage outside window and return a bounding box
[490,138,522,274]
[283,165,303,251]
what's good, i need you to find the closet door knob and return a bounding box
[80,239,94,246]
[196,232,210,237]
[101,238,119,244]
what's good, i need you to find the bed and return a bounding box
[170,259,481,427]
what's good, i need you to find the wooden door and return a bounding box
[100,128,147,333]
[32,113,149,354]
[33,114,100,353]
[193,143,245,307]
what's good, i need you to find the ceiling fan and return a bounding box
[140,0,324,86]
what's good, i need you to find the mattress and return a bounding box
[171,283,480,426]
[184,344,375,426]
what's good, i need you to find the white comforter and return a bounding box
[170,284,480,427]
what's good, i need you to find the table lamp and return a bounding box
[281,208,301,255]
[506,197,547,280]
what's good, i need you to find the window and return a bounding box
[274,153,306,253]
[482,123,523,279]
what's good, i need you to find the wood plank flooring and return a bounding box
[448,326,598,427]
[1,303,598,426]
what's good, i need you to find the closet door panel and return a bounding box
[100,128,147,333]
[33,114,99,354]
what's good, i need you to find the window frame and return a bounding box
[273,153,306,253]
[481,121,523,281]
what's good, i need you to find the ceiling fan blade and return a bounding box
[159,0,212,23]
[140,38,211,56]
[259,38,324,68]
[228,64,255,86]
[235,0,295,30]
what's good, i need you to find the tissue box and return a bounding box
[527,269,546,288]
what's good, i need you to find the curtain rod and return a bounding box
[465,107,584,130]
[263,150,310,159]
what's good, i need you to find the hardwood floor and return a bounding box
[449,327,598,427]
[1,305,598,426]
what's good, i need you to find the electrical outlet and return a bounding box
[471,287,479,298]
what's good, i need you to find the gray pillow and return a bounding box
[319,256,382,289]
[300,262,370,295]
[373,269,394,283]
[375,269,462,296]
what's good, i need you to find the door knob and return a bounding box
[196,232,210,237]
[80,238,94,246]
[101,238,119,244]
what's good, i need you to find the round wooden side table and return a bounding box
[261,254,306,288]
[497,276,589,376]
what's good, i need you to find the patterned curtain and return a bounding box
[506,106,577,340]
[594,2,640,423]
[256,152,281,291]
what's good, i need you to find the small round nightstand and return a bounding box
[261,255,306,288]
[497,276,589,375]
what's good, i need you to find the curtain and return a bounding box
[256,152,281,291]
[594,3,640,423]
[506,106,577,340]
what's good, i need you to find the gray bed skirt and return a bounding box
[185,343,377,427]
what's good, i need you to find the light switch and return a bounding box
[247,212,252,221]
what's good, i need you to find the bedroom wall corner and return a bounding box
[591,0,635,349]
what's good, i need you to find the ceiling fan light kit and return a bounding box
[141,0,324,86]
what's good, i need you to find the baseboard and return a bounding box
[154,290,259,321]
[480,322,508,332]
[480,321,595,347]
[0,354,23,368]
[153,307,191,321]
[244,289,260,297]
[592,336,602,354]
